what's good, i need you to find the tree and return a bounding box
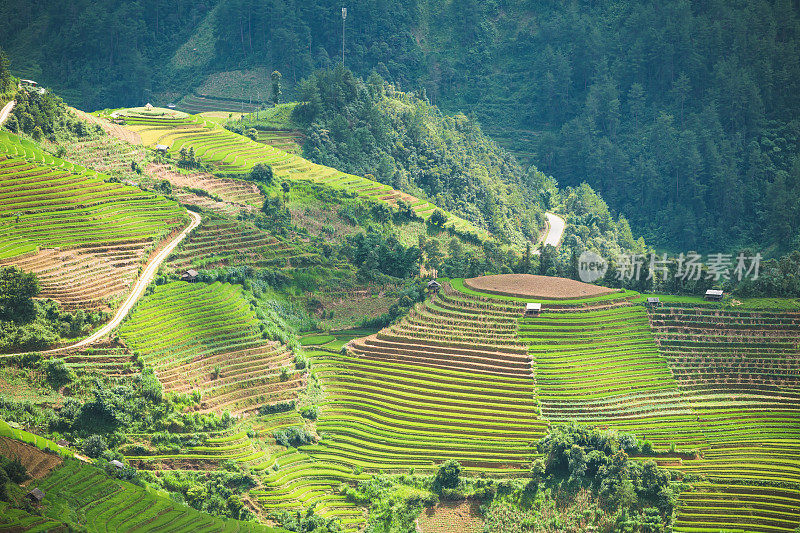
[249,163,274,184]
[271,70,283,105]
[0,267,39,320]
[0,47,10,92]
[434,459,461,489]
[82,434,108,458]
[429,210,447,228]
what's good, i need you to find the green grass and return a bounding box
[299,334,336,346]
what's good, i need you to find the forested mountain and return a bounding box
[290,67,546,245]
[2,0,799,253]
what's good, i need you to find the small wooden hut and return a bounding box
[524,302,542,317]
[704,289,723,301]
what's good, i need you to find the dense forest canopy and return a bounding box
[290,66,547,245]
[2,0,799,254]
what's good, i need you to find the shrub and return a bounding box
[642,440,654,454]
[428,209,447,227]
[300,406,318,420]
[259,400,295,415]
[82,434,108,458]
[42,358,75,388]
[273,426,313,447]
[249,163,274,184]
[0,456,29,483]
[435,459,461,489]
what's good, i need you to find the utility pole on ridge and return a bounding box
[342,7,347,66]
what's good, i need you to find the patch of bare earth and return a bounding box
[417,500,483,533]
[0,241,149,311]
[465,273,617,299]
[70,108,142,145]
[0,436,63,484]
[146,163,262,211]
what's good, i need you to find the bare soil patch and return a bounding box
[0,436,63,483]
[417,500,483,533]
[465,274,617,300]
[70,108,142,145]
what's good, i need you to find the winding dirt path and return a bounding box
[0,100,15,126]
[38,210,201,354]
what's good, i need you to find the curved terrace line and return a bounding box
[29,210,202,355]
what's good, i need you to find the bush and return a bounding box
[435,459,461,489]
[0,456,29,483]
[249,163,274,184]
[300,406,318,420]
[428,210,447,227]
[41,358,75,388]
[259,400,295,415]
[82,434,108,458]
[273,426,313,448]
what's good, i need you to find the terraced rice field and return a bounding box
[0,435,63,481]
[519,299,705,449]
[650,306,800,533]
[125,430,269,469]
[254,130,303,154]
[0,154,185,259]
[119,282,303,415]
[442,278,799,532]
[0,132,187,308]
[0,502,65,531]
[250,449,368,533]
[308,280,548,474]
[310,276,798,532]
[168,213,318,270]
[51,129,151,179]
[35,459,282,532]
[147,163,263,212]
[61,342,136,377]
[178,94,262,114]
[112,111,488,239]
[0,239,153,310]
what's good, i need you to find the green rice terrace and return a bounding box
[0,131,188,310]
[119,281,304,416]
[102,109,488,240]
[0,78,797,533]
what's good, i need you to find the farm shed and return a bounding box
[427,280,441,294]
[154,144,168,153]
[646,297,661,307]
[109,459,125,470]
[525,302,542,317]
[144,103,154,110]
[57,439,69,447]
[705,289,724,301]
[181,269,199,283]
[26,488,45,504]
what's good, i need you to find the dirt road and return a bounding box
[0,100,15,126]
[40,210,201,353]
